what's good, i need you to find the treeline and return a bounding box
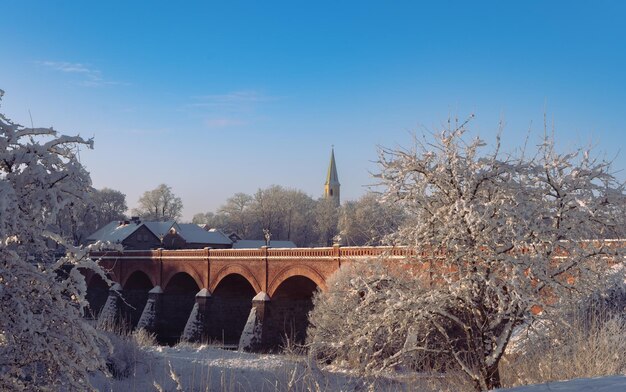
[192,185,405,247]
[56,183,404,248]
[56,184,184,245]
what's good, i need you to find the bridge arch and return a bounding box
[122,267,158,288]
[160,272,201,344]
[210,271,258,345]
[85,273,111,319]
[162,266,204,292]
[265,268,323,346]
[121,270,154,328]
[210,264,262,294]
[85,269,119,287]
[267,265,326,298]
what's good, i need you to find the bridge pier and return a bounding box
[97,283,123,330]
[239,292,271,351]
[136,286,163,334]
[181,289,212,342]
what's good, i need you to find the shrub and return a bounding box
[100,331,138,380]
[501,271,626,387]
[307,259,454,376]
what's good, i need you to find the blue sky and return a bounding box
[1,1,625,220]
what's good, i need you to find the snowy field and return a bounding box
[89,344,377,391]
[88,342,626,392]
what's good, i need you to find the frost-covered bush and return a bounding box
[307,260,453,375]
[0,89,110,391]
[376,120,626,390]
[577,265,626,326]
[501,270,626,387]
[100,331,138,380]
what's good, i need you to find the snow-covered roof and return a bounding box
[86,220,175,244]
[233,240,297,249]
[144,221,177,239]
[177,224,232,245]
[86,221,144,243]
[87,220,232,247]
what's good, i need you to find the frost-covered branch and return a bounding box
[0,90,110,390]
[374,119,626,390]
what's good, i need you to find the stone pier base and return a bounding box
[238,292,271,351]
[97,283,123,330]
[181,289,212,342]
[136,286,163,333]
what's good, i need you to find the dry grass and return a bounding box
[501,311,626,388]
[131,328,157,348]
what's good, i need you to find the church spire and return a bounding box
[324,147,340,205]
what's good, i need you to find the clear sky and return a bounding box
[1,1,625,221]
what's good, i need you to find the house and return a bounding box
[85,218,162,250]
[86,218,233,250]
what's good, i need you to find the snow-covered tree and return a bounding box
[308,260,450,375]
[374,119,626,391]
[191,211,228,228]
[133,183,183,221]
[0,90,110,390]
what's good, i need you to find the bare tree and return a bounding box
[373,120,626,390]
[219,192,254,237]
[250,185,286,240]
[133,183,183,221]
[282,189,317,246]
[193,186,319,246]
[191,211,229,229]
[339,193,405,246]
[55,189,97,246]
[315,197,339,246]
[92,187,127,227]
[192,212,212,224]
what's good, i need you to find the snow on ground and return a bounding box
[89,341,626,391]
[89,343,375,392]
[495,375,626,392]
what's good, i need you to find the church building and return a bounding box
[324,147,340,206]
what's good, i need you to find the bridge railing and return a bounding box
[89,241,625,264]
[89,246,421,263]
[267,247,334,258]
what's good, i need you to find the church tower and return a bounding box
[324,147,340,206]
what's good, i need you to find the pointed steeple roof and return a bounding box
[325,147,339,185]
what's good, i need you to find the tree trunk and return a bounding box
[485,363,501,390]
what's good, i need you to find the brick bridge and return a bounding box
[86,246,415,350]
